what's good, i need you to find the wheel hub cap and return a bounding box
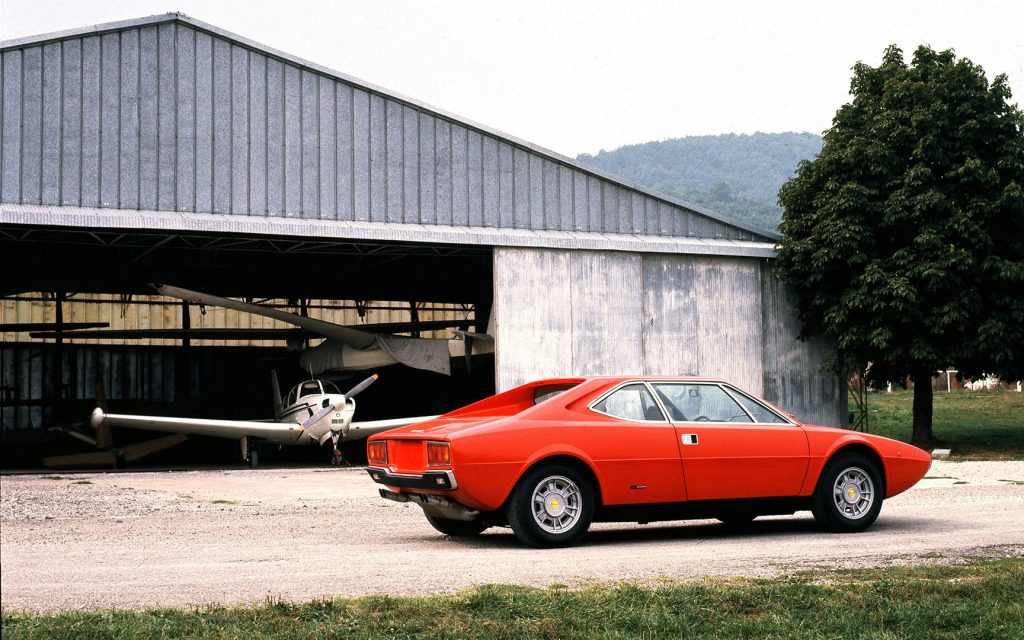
[531,475,581,533]
[832,466,874,519]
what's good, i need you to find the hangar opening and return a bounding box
[1,226,495,467]
[1,13,845,469]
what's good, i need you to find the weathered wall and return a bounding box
[493,248,845,426]
[0,17,770,241]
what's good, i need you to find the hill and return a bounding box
[577,132,822,233]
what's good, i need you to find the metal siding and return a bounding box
[528,154,543,229]
[451,124,468,226]
[385,98,402,223]
[416,111,433,223]
[156,25,175,211]
[97,34,118,207]
[193,31,213,213]
[59,40,81,205]
[401,104,418,223]
[80,36,101,207]
[232,45,250,214]
[0,18,781,243]
[175,27,194,211]
[481,135,501,227]
[282,63,301,216]
[558,164,573,232]
[435,119,452,226]
[20,45,42,205]
[512,146,529,228]
[493,248,573,390]
[542,159,558,230]
[351,87,369,221]
[466,128,483,227]
[210,36,231,214]
[335,83,353,220]
[368,92,386,222]
[264,57,283,215]
[642,255,699,376]
[248,51,266,215]
[40,43,61,205]
[301,69,318,218]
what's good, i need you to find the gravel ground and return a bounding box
[2,460,1022,613]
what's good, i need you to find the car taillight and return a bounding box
[426,441,451,466]
[367,440,388,465]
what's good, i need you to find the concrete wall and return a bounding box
[1,17,770,242]
[493,248,846,426]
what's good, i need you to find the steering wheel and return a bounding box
[694,415,710,422]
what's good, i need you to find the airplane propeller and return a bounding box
[301,374,379,465]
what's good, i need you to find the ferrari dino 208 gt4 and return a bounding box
[366,377,931,547]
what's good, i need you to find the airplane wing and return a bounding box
[28,320,468,341]
[154,283,378,349]
[155,283,453,375]
[346,415,441,439]
[90,408,307,445]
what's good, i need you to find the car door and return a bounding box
[649,382,809,501]
[585,382,687,505]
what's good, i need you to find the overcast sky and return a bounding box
[2,0,1021,157]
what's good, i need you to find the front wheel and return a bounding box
[811,452,883,532]
[425,515,489,537]
[507,464,594,548]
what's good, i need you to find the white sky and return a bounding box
[2,0,1022,157]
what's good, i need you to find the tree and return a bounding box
[774,45,1024,443]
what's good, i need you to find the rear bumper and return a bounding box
[366,467,458,490]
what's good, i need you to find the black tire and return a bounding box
[425,515,489,537]
[506,463,594,548]
[811,452,883,532]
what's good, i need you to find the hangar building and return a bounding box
[0,14,845,461]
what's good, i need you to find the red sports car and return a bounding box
[366,377,931,547]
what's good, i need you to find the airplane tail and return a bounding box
[270,370,283,416]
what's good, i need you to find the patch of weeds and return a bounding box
[71,480,93,485]
[998,479,1024,485]
[211,499,238,505]
[953,481,969,485]
[924,475,956,479]
[40,475,66,480]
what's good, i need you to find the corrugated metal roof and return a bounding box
[0,13,780,243]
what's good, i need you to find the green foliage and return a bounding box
[578,132,822,233]
[4,560,1022,639]
[775,45,1024,384]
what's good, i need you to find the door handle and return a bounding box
[681,434,699,445]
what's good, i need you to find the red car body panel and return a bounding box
[368,376,931,517]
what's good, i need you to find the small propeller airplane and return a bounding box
[89,372,437,466]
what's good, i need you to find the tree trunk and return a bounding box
[911,369,934,444]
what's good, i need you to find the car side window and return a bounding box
[592,384,666,422]
[650,383,753,423]
[726,387,790,423]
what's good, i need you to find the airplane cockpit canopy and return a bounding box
[292,379,342,401]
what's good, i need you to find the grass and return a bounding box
[211,499,238,505]
[2,559,1022,639]
[865,389,1024,459]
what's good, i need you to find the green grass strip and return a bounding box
[3,559,1022,639]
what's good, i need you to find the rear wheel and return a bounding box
[425,515,488,537]
[507,464,594,548]
[811,452,883,532]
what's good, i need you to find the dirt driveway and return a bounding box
[2,460,1022,613]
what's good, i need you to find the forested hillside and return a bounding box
[577,132,822,233]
